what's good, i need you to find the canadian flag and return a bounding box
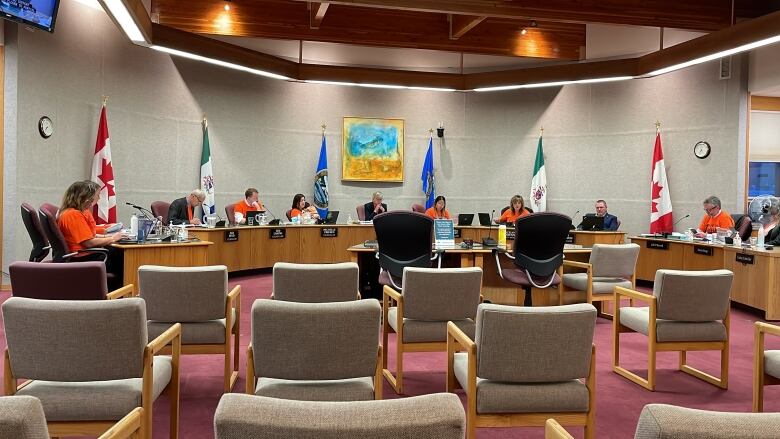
[91,104,117,224]
[650,132,673,233]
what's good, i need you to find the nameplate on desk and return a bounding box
[320,227,338,238]
[735,253,754,265]
[224,230,239,242]
[647,241,669,250]
[269,228,286,239]
[454,228,461,239]
[506,229,516,240]
[693,245,713,256]
[566,233,575,244]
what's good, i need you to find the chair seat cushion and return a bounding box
[254,376,375,402]
[388,307,475,343]
[562,273,632,294]
[619,307,727,342]
[765,351,780,379]
[453,353,588,414]
[148,309,235,345]
[0,395,50,438]
[17,356,172,421]
[634,403,780,439]
[502,269,560,288]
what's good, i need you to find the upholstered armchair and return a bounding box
[753,321,780,412]
[10,261,134,300]
[383,267,482,394]
[635,404,780,438]
[272,262,360,302]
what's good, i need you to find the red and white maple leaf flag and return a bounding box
[650,131,673,233]
[91,104,117,224]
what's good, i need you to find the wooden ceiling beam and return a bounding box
[309,2,330,29]
[449,14,486,40]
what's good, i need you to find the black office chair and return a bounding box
[494,212,571,306]
[21,203,51,262]
[374,211,438,290]
[38,203,108,263]
[733,214,753,241]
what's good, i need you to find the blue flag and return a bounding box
[313,134,329,218]
[421,137,435,209]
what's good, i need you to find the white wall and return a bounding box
[750,111,780,161]
[2,1,748,279]
[749,45,780,96]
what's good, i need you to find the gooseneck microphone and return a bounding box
[126,202,154,220]
[264,207,281,226]
[571,210,580,229]
[482,209,497,247]
[672,214,691,227]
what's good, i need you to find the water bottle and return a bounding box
[130,214,138,237]
[757,226,766,249]
[347,213,353,224]
[734,234,742,247]
[498,224,507,247]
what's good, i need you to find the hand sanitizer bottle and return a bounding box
[757,226,766,249]
[347,213,353,224]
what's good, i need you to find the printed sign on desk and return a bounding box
[224,230,239,242]
[321,227,338,238]
[269,228,286,239]
[434,219,455,247]
[506,229,516,240]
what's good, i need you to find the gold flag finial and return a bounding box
[540,126,544,136]
[202,114,208,127]
[429,128,434,136]
[101,95,108,107]
[655,120,661,131]
[321,123,326,134]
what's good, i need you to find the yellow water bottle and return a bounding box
[498,224,507,247]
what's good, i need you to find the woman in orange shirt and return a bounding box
[289,193,320,221]
[425,195,451,219]
[497,195,531,224]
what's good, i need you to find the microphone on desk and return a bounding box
[482,209,497,247]
[673,214,691,227]
[570,210,580,230]
[264,207,281,226]
[126,202,154,220]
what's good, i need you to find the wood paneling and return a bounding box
[751,96,780,111]
[631,237,685,281]
[116,241,211,287]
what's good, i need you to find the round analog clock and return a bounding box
[38,116,53,139]
[693,141,711,159]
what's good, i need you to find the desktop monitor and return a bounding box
[1,0,60,32]
[581,215,605,231]
[245,210,259,226]
[457,213,474,226]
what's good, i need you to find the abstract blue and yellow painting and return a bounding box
[342,117,404,181]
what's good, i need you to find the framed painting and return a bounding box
[342,117,404,182]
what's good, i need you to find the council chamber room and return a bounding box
[2,0,780,438]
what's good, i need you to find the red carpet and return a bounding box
[2,272,779,438]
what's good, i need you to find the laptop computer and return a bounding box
[321,210,340,224]
[478,212,492,227]
[581,214,605,231]
[457,213,474,226]
[244,210,259,225]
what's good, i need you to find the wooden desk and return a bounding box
[723,246,780,320]
[630,237,725,282]
[113,240,212,287]
[455,226,624,246]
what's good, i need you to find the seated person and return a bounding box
[57,180,126,285]
[289,193,320,220]
[696,195,734,237]
[233,187,265,224]
[761,197,780,246]
[579,199,619,231]
[363,191,387,221]
[496,195,531,224]
[168,189,205,225]
[425,195,451,219]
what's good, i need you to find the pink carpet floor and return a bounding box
[2,271,780,438]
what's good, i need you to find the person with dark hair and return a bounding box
[363,191,388,221]
[696,195,734,237]
[289,193,319,220]
[593,199,619,231]
[425,195,451,219]
[233,187,265,224]
[496,195,530,224]
[762,197,780,246]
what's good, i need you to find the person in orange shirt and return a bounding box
[233,187,265,224]
[696,195,735,236]
[425,195,451,219]
[496,195,531,225]
[289,193,320,221]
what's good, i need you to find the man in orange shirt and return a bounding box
[233,187,265,224]
[697,195,735,236]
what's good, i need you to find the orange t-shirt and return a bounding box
[290,208,303,218]
[234,199,265,220]
[57,208,97,252]
[425,207,451,220]
[698,210,735,234]
[498,208,530,224]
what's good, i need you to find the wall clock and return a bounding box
[38,116,53,139]
[694,141,711,159]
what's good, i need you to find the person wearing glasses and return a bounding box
[696,195,734,237]
[168,189,206,225]
[762,197,780,246]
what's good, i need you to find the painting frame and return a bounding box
[342,116,405,182]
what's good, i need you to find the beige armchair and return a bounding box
[214,393,465,438]
[560,243,639,317]
[98,408,143,439]
[635,404,780,438]
[272,262,360,301]
[613,269,733,391]
[247,299,382,401]
[2,297,181,439]
[753,321,780,412]
[447,303,597,439]
[383,267,482,394]
[138,265,240,392]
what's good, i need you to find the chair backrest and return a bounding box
[653,269,733,322]
[500,205,510,215]
[733,214,753,241]
[138,265,228,322]
[225,204,236,225]
[38,203,70,262]
[589,243,640,278]
[512,212,572,277]
[273,262,359,302]
[214,393,465,439]
[634,404,780,439]
[10,261,108,300]
[285,209,292,221]
[411,203,425,213]
[475,303,596,382]
[356,204,366,221]
[251,299,380,380]
[402,267,482,321]
[151,201,171,224]
[21,203,50,262]
[0,395,50,439]
[2,297,147,381]
[374,211,434,279]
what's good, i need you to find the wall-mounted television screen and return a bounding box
[0,0,60,33]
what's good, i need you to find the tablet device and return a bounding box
[581,215,605,231]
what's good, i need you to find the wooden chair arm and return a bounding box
[545,419,574,439]
[383,285,402,302]
[98,407,143,439]
[107,284,135,300]
[614,286,655,304]
[227,285,241,303]
[447,321,476,354]
[147,323,182,355]
[756,321,780,338]
[562,260,592,270]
